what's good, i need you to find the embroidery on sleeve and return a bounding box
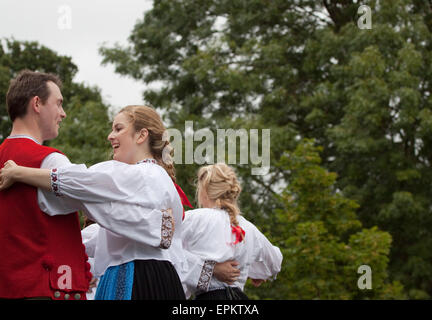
[197,260,216,293]
[50,168,62,197]
[159,209,174,249]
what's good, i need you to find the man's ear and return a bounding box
[136,128,149,144]
[30,96,42,114]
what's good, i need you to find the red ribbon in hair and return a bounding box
[173,182,193,220]
[231,225,245,245]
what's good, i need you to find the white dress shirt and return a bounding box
[182,208,283,295]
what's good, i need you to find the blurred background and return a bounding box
[1,0,432,299]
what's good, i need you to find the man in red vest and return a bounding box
[0,70,92,300]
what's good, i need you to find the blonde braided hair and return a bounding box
[196,163,242,227]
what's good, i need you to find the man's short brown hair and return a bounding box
[6,70,62,122]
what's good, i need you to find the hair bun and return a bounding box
[232,185,241,195]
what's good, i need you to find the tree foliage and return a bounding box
[245,140,405,299]
[100,0,432,298]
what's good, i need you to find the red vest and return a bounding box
[0,138,92,299]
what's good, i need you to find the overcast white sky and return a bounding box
[0,0,153,113]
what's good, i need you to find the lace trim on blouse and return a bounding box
[159,209,174,249]
[196,260,216,293]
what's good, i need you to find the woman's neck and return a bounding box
[132,150,154,164]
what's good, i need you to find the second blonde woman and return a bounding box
[182,163,283,300]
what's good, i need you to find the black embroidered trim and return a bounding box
[136,159,157,165]
[197,260,216,293]
[159,209,174,249]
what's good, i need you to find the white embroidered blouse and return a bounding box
[42,159,186,277]
[182,208,283,295]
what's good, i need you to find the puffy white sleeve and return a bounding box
[245,221,283,280]
[81,223,100,258]
[169,242,206,299]
[38,152,82,215]
[49,161,174,248]
[50,161,147,203]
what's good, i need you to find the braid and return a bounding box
[155,140,176,183]
[197,163,242,228]
[219,199,240,227]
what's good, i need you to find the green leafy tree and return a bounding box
[245,140,405,299]
[302,0,432,298]
[49,98,112,166]
[98,0,321,229]
[100,0,432,298]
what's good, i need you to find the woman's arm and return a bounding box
[0,160,175,249]
[247,222,283,281]
[3,159,149,203]
[0,158,137,203]
[0,160,51,191]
